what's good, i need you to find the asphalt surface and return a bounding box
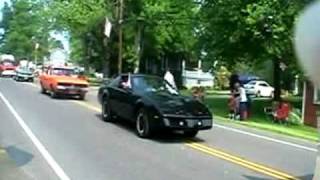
[0,78,317,180]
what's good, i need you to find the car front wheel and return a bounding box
[40,84,46,94]
[102,99,113,122]
[136,108,153,138]
[50,90,58,99]
[78,94,86,100]
[256,91,261,97]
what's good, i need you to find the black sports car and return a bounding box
[98,74,213,138]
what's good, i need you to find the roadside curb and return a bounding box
[0,147,32,180]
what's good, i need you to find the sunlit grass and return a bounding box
[181,89,319,142]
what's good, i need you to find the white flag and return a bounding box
[104,17,112,38]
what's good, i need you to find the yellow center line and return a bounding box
[73,101,300,180]
[73,101,101,112]
[186,142,299,180]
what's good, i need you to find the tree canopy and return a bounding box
[0,0,308,89]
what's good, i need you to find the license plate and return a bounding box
[186,119,200,127]
[68,90,78,94]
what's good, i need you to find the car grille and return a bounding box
[166,117,212,128]
[58,83,88,88]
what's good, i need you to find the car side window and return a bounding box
[109,77,121,88]
[260,83,268,87]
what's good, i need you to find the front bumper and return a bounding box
[159,115,213,130]
[1,70,16,76]
[16,74,34,80]
[55,86,88,95]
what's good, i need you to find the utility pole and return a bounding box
[34,43,39,65]
[118,0,124,74]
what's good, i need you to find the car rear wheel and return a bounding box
[184,130,198,138]
[102,99,113,122]
[136,108,152,138]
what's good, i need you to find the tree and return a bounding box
[0,2,13,44]
[199,0,306,100]
[0,0,51,61]
[47,0,199,77]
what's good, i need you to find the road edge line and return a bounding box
[213,124,318,152]
[0,92,71,180]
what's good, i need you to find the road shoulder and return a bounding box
[0,146,32,180]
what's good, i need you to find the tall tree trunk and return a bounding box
[273,58,281,101]
[134,23,144,73]
[103,36,110,77]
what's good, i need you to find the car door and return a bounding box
[107,77,122,115]
[113,75,137,121]
[259,82,270,96]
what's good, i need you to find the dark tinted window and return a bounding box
[109,77,121,88]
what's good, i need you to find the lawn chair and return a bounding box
[273,102,291,124]
[264,101,291,124]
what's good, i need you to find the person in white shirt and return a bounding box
[164,69,177,90]
[235,82,248,120]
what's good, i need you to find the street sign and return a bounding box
[104,18,112,38]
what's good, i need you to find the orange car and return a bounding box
[39,65,89,100]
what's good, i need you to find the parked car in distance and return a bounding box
[14,67,34,82]
[98,74,213,138]
[0,60,17,77]
[244,80,274,97]
[39,65,89,100]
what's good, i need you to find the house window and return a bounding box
[313,87,320,105]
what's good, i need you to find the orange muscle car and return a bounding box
[39,66,89,100]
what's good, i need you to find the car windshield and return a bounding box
[132,76,179,95]
[52,68,75,76]
[1,61,15,66]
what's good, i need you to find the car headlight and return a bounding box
[57,85,67,90]
[81,87,89,91]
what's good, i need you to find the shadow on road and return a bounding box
[95,114,206,144]
[243,174,313,180]
[6,146,33,167]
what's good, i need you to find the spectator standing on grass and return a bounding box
[235,82,248,120]
[164,69,177,89]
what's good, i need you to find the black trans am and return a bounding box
[98,74,213,138]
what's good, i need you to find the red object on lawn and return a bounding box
[274,102,291,121]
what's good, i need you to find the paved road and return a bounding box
[0,78,317,180]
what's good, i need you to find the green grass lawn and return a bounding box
[185,90,319,142]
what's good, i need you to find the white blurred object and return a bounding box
[95,72,104,79]
[164,70,177,89]
[19,60,28,67]
[294,2,320,86]
[0,54,15,62]
[294,2,320,180]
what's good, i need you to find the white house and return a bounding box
[181,60,215,89]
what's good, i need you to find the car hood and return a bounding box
[53,76,89,85]
[144,92,211,117]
